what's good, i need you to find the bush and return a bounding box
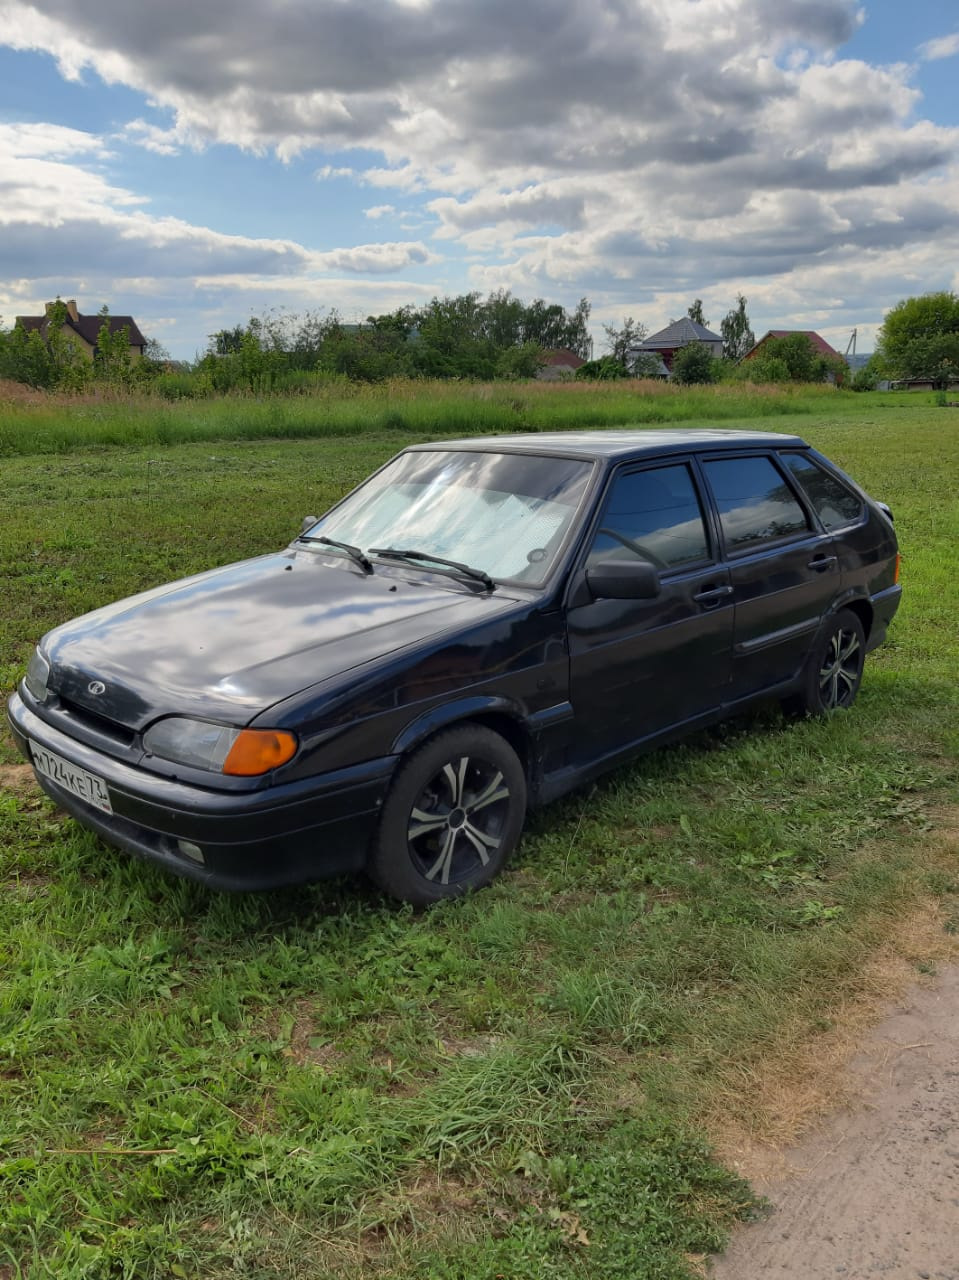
[737,355,791,384]
[575,355,630,380]
[670,342,715,385]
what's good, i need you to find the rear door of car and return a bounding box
[566,458,734,764]
[697,452,840,701]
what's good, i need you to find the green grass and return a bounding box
[0,375,945,457]
[1,396,957,1277]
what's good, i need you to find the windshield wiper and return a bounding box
[307,535,373,573]
[369,547,494,591]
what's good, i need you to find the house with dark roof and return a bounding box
[742,330,841,362]
[15,300,147,361]
[629,317,723,375]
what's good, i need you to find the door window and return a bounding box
[587,464,710,570]
[779,452,864,530]
[703,456,809,551]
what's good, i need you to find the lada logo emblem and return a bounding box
[88,680,106,696]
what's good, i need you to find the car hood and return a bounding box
[42,550,520,729]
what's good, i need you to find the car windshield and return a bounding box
[304,449,594,584]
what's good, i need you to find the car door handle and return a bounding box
[807,555,838,571]
[693,584,734,605]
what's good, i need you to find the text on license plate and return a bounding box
[29,742,113,815]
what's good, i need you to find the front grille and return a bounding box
[56,695,136,745]
[39,694,139,760]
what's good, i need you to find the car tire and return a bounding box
[368,725,527,905]
[786,608,867,716]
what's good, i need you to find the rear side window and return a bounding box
[703,455,809,551]
[588,463,709,570]
[780,452,864,531]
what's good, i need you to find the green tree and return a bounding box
[687,299,708,328]
[876,292,959,387]
[495,341,543,379]
[602,316,648,368]
[720,294,755,362]
[93,309,135,389]
[522,296,591,358]
[43,300,90,390]
[481,290,526,349]
[209,325,246,355]
[0,322,55,388]
[671,341,715,384]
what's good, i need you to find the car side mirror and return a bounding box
[300,515,318,536]
[585,558,661,600]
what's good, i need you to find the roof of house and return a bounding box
[744,330,841,360]
[633,317,724,351]
[541,347,585,368]
[17,311,147,348]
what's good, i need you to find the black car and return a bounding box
[8,429,900,903]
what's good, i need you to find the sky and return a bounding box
[1,0,958,361]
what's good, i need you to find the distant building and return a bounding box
[629,317,724,376]
[537,347,586,380]
[742,330,842,362]
[15,300,147,361]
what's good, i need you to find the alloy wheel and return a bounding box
[407,755,511,886]
[818,626,862,709]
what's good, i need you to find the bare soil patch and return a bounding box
[709,810,959,1277]
[0,762,41,796]
[710,963,959,1278]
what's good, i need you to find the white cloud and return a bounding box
[0,121,445,354]
[309,242,439,273]
[918,30,959,61]
[1,0,957,356]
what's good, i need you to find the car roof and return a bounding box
[405,428,808,462]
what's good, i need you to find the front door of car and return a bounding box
[698,453,841,700]
[566,461,734,765]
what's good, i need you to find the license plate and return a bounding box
[29,742,113,815]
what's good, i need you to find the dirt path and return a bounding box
[710,965,959,1278]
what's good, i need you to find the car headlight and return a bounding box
[24,649,50,703]
[143,717,297,776]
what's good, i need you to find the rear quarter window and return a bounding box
[780,452,864,531]
[702,455,810,551]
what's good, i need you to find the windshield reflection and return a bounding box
[306,450,594,584]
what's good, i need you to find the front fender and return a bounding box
[391,695,527,756]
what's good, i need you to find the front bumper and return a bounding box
[7,691,397,890]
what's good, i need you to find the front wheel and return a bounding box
[788,608,866,716]
[368,725,527,905]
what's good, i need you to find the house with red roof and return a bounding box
[536,347,586,379]
[742,330,841,362]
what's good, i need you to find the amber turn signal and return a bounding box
[894,553,901,584]
[223,728,298,776]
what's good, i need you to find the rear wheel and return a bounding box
[787,608,866,716]
[369,725,527,905]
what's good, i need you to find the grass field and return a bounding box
[1,391,957,1278]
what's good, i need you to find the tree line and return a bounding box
[2,289,956,394]
[194,293,592,392]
